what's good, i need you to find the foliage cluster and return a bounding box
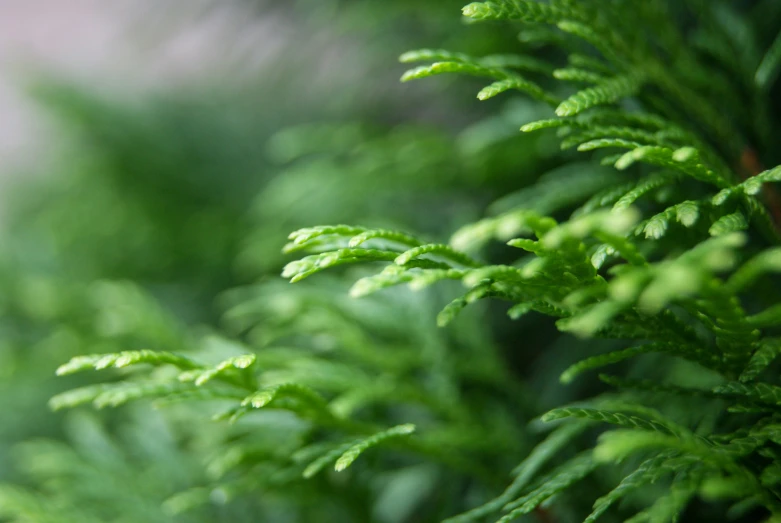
[3,1,781,522]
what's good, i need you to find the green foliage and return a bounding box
[7,0,781,522]
[268,1,781,521]
[40,276,528,520]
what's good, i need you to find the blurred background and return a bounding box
[0,2,571,521]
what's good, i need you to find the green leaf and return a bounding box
[586,452,679,523]
[444,422,590,523]
[476,77,557,104]
[560,344,664,383]
[49,382,196,411]
[714,382,781,406]
[302,441,358,479]
[613,173,677,210]
[756,29,781,88]
[179,354,256,387]
[285,225,367,253]
[740,339,781,382]
[348,229,423,249]
[499,452,597,522]
[725,247,781,294]
[556,73,643,117]
[241,383,326,409]
[437,282,495,327]
[675,200,701,227]
[709,211,748,237]
[553,67,605,84]
[625,473,700,523]
[55,350,200,376]
[334,424,416,471]
[283,249,398,282]
[462,1,565,24]
[542,407,673,434]
[395,244,482,268]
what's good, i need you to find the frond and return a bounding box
[556,73,644,117]
[714,382,781,406]
[49,382,204,411]
[241,383,327,410]
[334,424,416,471]
[740,338,781,382]
[55,350,200,375]
[541,407,676,435]
[498,452,598,522]
[559,343,670,384]
[444,421,590,523]
[585,452,681,523]
[624,472,701,523]
[400,61,557,105]
[756,29,781,88]
[709,210,749,237]
[462,1,567,24]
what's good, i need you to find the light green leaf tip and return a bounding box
[334,424,416,472]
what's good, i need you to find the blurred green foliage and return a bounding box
[2,1,781,522]
[0,2,554,521]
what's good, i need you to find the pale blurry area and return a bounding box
[0,0,295,176]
